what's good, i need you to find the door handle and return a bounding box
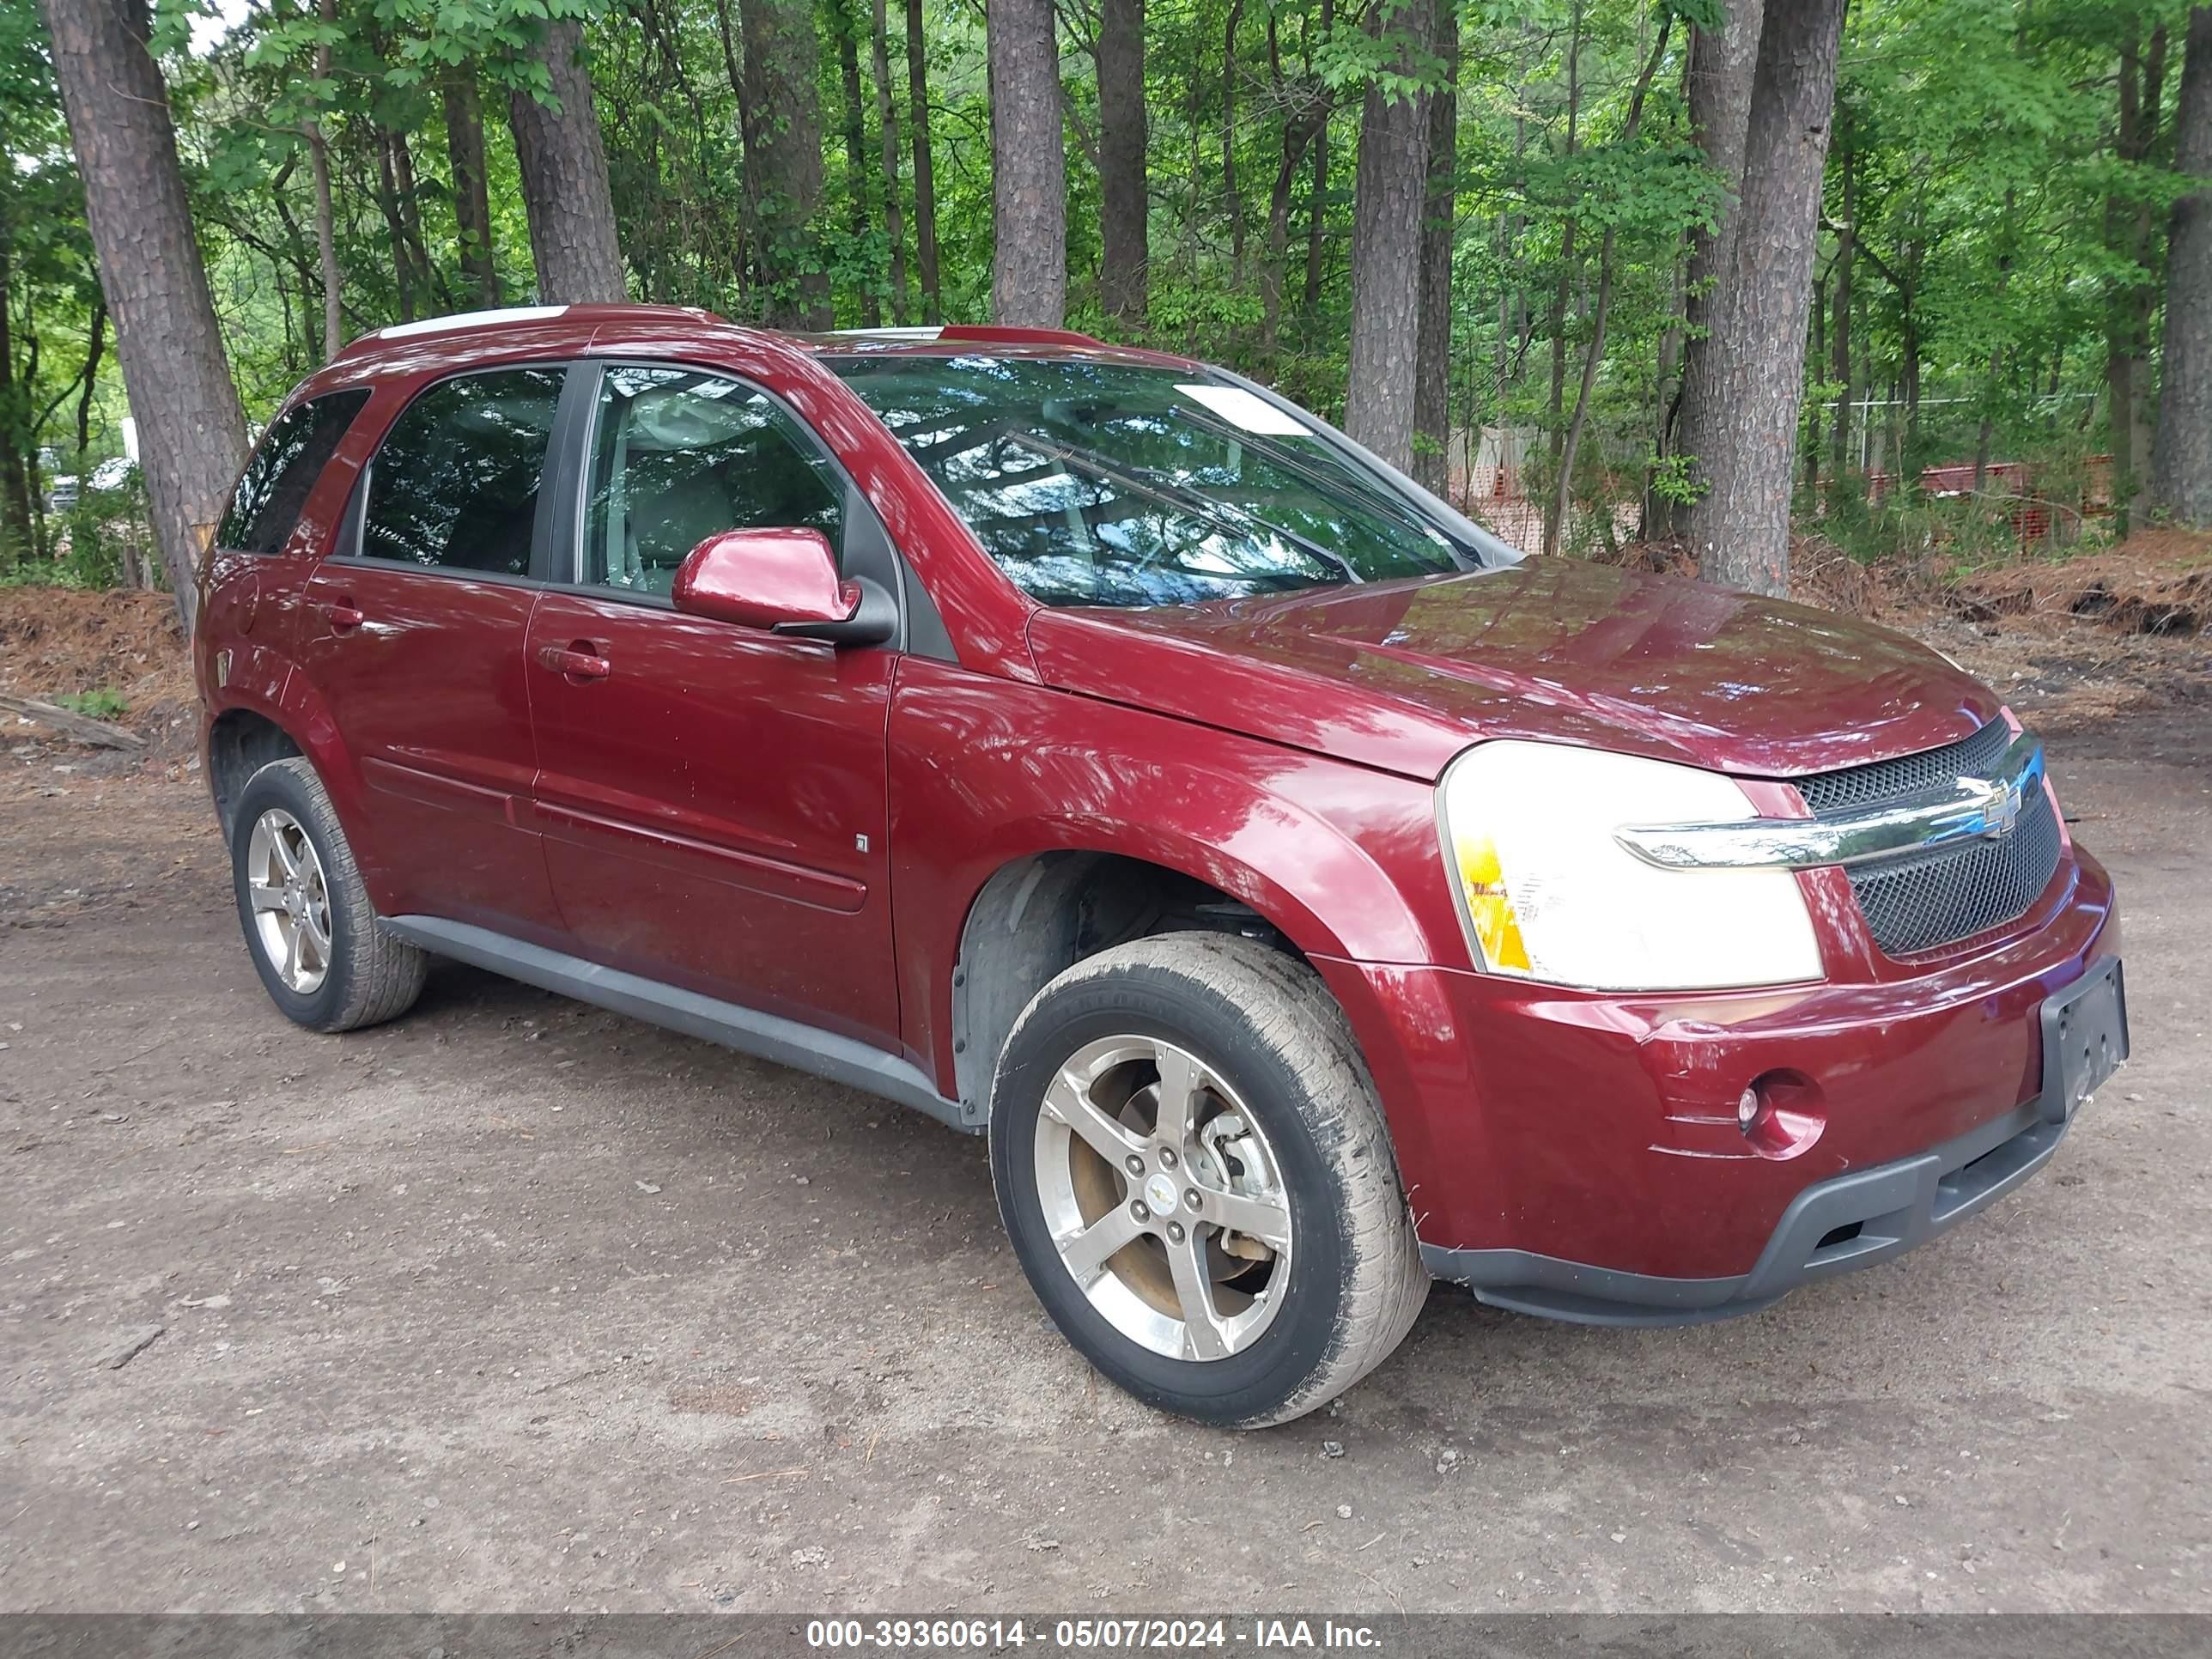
[324,598,364,632]
[538,642,612,681]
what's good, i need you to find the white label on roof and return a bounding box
[376,306,569,340]
[1175,383,1313,437]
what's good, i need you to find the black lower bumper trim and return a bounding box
[1423,956,2124,1328]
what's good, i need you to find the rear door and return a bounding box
[524,362,902,1049]
[203,388,372,659]
[299,364,573,939]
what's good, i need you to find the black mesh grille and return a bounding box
[1845,787,2063,956]
[1795,720,2065,957]
[1796,718,2015,816]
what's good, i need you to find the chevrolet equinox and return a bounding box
[195,305,2129,1426]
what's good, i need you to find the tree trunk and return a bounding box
[1540,5,1583,556]
[1343,0,1430,470]
[831,0,877,325]
[739,0,830,326]
[1899,251,1923,484]
[1303,0,1335,323]
[712,0,759,262]
[1411,0,1456,495]
[1500,108,1526,415]
[1827,136,1855,502]
[1260,16,1327,362]
[987,0,1067,326]
[39,0,247,628]
[1302,125,1329,319]
[0,233,34,568]
[1972,187,2018,500]
[905,0,942,321]
[1682,0,1847,594]
[258,152,320,367]
[1097,0,1148,327]
[76,297,108,459]
[374,128,420,321]
[2156,8,2212,526]
[1552,19,1670,554]
[2106,22,2169,536]
[307,0,343,358]
[1644,263,1684,538]
[1665,0,1764,532]
[1807,271,1824,497]
[443,64,502,307]
[1223,0,1246,286]
[509,17,629,305]
[870,0,910,325]
[390,129,442,313]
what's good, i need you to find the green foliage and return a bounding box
[53,687,129,721]
[1314,4,1449,106]
[3,0,2203,588]
[1646,452,1703,507]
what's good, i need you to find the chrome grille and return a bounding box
[1796,718,2014,816]
[1797,720,2064,957]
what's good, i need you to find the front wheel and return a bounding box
[988,933,1427,1427]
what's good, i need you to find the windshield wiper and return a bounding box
[1008,432,1364,586]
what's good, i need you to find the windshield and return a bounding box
[829,355,1476,607]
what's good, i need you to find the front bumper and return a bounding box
[1316,848,2122,1324]
[1422,1074,2084,1326]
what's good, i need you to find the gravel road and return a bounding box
[3,710,2206,1613]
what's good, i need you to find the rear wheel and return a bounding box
[230,757,426,1033]
[988,933,1427,1427]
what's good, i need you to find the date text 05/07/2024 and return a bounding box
[804,1619,1384,1650]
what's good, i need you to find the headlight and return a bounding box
[1437,741,1824,992]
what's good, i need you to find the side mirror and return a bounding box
[671,527,895,646]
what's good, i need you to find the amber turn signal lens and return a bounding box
[1456,835,1531,972]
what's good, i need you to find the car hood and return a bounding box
[1024,557,2002,782]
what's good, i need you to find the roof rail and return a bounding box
[936,323,1107,349]
[336,305,572,356]
[824,323,1108,349]
[337,301,727,358]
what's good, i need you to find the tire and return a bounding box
[988,932,1428,1428]
[229,757,427,1034]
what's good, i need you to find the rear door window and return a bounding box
[359,367,566,576]
[217,389,371,556]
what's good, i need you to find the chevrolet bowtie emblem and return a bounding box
[1963,772,2025,839]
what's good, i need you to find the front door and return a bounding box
[299,364,569,939]
[525,364,901,1050]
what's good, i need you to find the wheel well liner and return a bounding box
[207,708,305,835]
[950,851,1296,1122]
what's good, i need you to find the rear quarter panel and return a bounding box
[196,380,400,897]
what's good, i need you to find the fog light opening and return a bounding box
[1738,1070,1826,1160]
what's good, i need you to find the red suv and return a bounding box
[197,305,2127,1426]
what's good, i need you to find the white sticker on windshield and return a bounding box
[1175,383,1314,437]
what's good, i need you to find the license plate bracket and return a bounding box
[2039,956,2129,1125]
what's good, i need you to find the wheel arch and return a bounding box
[204,675,383,901]
[206,705,311,836]
[946,824,1406,1121]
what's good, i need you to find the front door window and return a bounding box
[583,367,844,595]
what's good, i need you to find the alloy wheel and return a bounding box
[1031,1035,1295,1361]
[244,806,333,995]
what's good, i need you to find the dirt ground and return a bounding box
[2,654,2209,1616]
